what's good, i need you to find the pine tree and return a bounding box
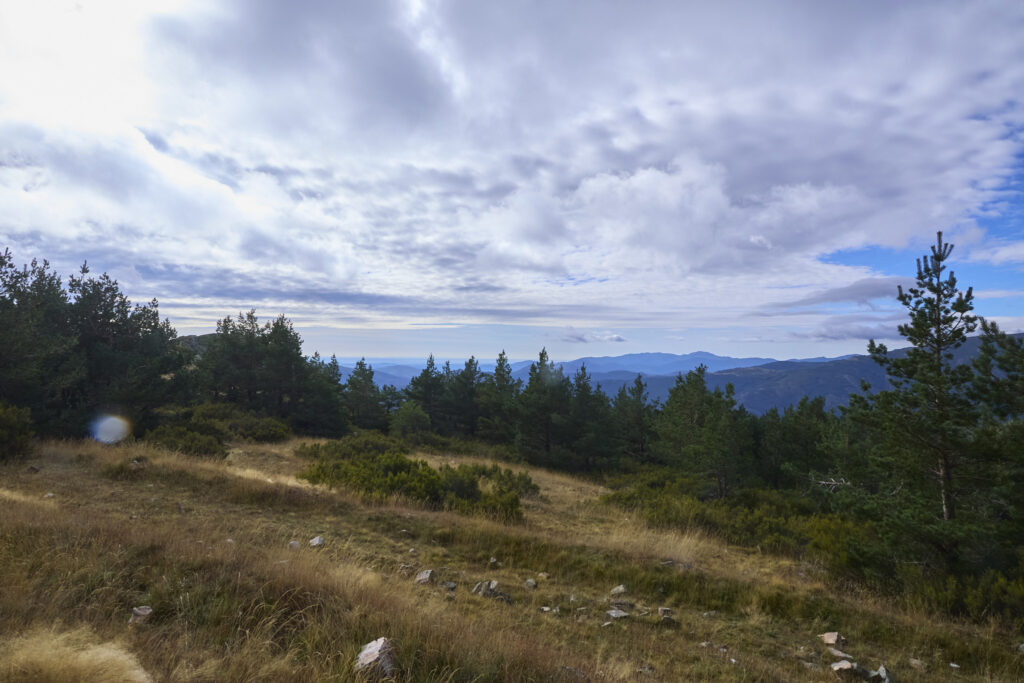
[867,231,979,522]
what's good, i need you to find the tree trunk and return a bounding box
[938,454,954,521]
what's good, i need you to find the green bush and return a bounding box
[228,415,292,442]
[294,431,408,460]
[144,424,227,457]
[0,402,34,461]
[299,441,535,522]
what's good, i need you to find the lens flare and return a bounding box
[91,415,130,444]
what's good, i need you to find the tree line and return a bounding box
[2,235,1023,626]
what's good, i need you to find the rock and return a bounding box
[601,621,613,627]
[701,610,717,618]
[354,637,395,679]
[128,605,153,625]
[636,663,656,675]
[442,581,457,591]
[908,657,926,671]
[830,660,871,679]
[288,540,300,550]
[659,615,677,625]
[718,645,728,654]
[524,578,537,589]
[488,556,500,567]
[949,662,960,669]
[398,564,415,574]
[1018,643,1024,654]
[610,600,634,611]
[43,492,55,498]
[828,646,853,660]
[414,569,434,584]
[540,606,551,612]
[699,641,711,648]
[819,631,845,646]
[308,535,324,547]
[537,572,549,579]
[606,608,629,619]
[225,538,234,544]
[658,607,673,618]
[408,547,416,554]
[867,664,890,682]
[609,584,627,596]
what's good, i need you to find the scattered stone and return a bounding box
[524,578,537,589]
[819,631,845,646]
[540,606,552,613]
[128,605,153,625]
[225,538,234,544]
[399,529,410,535]
[830,660,871,679]
[308,535,324,547]
[601,621,613,627]
[442,581,457,591]
[949,662,960,669]
[288,540,300,550]
[414,569,435,584]
[699,641,711,648]
[908,657,926,671]
[610,600,634,611]
[606,609,629,619]
[867,664,890,682]
[659,615,677,625]
[398,564,415,574]
[43,492,54,498]
[828,647,853,660]
[636,663,656,675]
[718,645,728,654]
[701,610,717,618]
[610,584,627,596]
[729,658,737,665]
[537,572,549,579]
[658,607,673,618]
[408,547,416,554]
[488,556,500,567]
[26,466,39,474]
[354,637,395,679]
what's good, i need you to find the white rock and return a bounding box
[610,584,627,596]
[606,609,629,619]
[354,637,395,678]
[43,492,55,498]
[819,631,845,646]
[414,569,435,584]
[308,535,324,547]
[524,578,537,589]
[831,660,855,673]
[128,605,152,625]
[538,572,549,579]
[949,662,960,669]
[828,646,853,659]
[658,607,673,617]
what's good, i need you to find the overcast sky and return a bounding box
[2,0,1023,363]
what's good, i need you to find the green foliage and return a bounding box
[293,431,408,460]
[0,402,34,461]
[186,403,292,442]
[300,438,534,522]
[389,400,431,438]
[144,424,227,457]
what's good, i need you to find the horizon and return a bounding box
[3,1,1023,361]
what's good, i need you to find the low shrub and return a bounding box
[144,424,227,457]
[300,440,536,522]
[294,431,407,460]
[0,402,33,461]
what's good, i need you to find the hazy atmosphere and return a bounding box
[2,0,1023,360]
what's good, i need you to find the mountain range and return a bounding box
[177,334,1016,415]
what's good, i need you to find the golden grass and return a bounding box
[0,627,152,683]
[0,439,1020,681]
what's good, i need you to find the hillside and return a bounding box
[2,439,1020,681]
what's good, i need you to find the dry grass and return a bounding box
[0,439,1020,681]
[0,627,152,682]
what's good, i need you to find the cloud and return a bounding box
[2,0,1023,357]
[777,277,913,308]
[561,327,628,344]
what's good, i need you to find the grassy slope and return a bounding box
[1,440,1020,682]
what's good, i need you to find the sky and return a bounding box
[2,0,1023,364]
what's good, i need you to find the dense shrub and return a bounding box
[300,439,535,522]
[228,415,292,442]
[0,402,33,461]
[294,431,408,460]
[144,425,227,457]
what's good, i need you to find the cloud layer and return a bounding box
[2,0,1023,357]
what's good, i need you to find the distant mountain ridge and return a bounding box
[177,334,1019,415]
